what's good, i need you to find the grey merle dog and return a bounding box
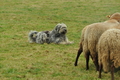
[28,23,73,44]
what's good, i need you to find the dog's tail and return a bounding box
[28,31,38,43]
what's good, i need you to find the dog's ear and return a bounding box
[54,23,61,32]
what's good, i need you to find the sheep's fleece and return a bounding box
[98,28,120,72]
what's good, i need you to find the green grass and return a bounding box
[0,0,120,80]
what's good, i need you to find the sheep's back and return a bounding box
[84,21,119,54]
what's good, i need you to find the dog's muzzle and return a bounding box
[61,29,67,34]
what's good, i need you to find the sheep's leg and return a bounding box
[110,64,114,80]
[85,51,90,70]
[95,56,99,71]
[98,63,102,78]
[92,58,99,71]
[91,54,99,71]
[74,48,82,66]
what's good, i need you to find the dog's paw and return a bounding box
[67,41,74,44]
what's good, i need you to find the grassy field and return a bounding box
[0,0,120,80]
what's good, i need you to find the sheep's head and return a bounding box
[107,13,120,22]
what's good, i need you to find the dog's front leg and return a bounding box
[65,37,74,44]
[54,38,61,44]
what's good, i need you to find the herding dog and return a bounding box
[28,23,73,44]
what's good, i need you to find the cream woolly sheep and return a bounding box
[98,28,120,80]
[83,20,119,71]
[74,13,120,71]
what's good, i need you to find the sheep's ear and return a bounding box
[106,15,111,18]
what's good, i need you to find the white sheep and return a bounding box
[98,28,120,80]
[74,13,120,71]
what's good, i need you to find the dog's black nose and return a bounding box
[64,29,67,32]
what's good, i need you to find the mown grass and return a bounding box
[0,0,120,80]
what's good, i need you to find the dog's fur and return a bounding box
[28,31,50,44]
[28,23,73,44]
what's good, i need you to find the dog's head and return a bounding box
[107,12,120,22]
[54,23,67,35]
